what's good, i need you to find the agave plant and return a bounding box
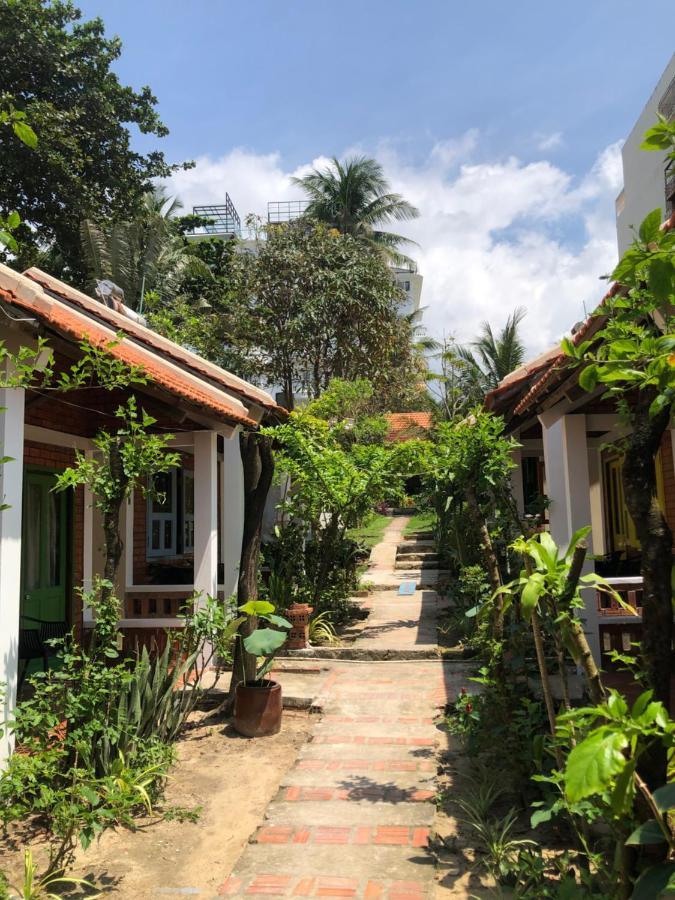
[8,849,96,900]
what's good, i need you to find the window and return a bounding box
[148,471,177,557]
[147,467,196,558]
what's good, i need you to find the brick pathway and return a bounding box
[211,517,474,899]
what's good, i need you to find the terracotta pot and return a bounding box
[233,679,282,737]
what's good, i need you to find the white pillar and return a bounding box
[539,410,601,662]
[193,431,219,602]
[220,433,245,599]
[0,384,26,764]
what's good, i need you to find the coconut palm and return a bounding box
[292,156,419,262]
[80,186,209,311]
[456,307,527,395]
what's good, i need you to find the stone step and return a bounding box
[395,552,440,563]
[394,559,440,570]
[281,647,440,661]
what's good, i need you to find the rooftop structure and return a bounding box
[189,194,242,238]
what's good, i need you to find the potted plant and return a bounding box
[233,600,291,737]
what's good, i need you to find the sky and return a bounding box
[77,0,675,356]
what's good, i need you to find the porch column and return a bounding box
[539,410,601,662]
[0,383,26,763]
[193,430,219,603]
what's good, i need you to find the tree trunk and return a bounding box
[228,431,275,703]
[465,484,503,638]
[102,442,127,606]
[622,397,672,787]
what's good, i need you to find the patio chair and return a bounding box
[17,628,48,692]
[17,617,69,692]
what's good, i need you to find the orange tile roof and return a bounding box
[385,412,432,442]
[0,266,259,429]
[22,268,285,417]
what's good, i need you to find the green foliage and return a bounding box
[0,0,189,274]
[422,411,518,572]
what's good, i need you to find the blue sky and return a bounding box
[78,0,675,351]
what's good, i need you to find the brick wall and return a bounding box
[23,440,84,637]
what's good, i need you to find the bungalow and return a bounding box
[485,275,675,670]
[0,264,285,761]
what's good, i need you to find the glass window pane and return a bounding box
[164,520,173,550]
[151,519,160,550]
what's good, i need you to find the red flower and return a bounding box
[465,702,473,714]
[460,687,467,696]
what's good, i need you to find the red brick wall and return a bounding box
[22,441,84,637]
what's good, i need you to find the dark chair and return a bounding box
[17,628,48,692]
[17,617,68,692]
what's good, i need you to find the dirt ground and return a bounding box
[0,709,313,898]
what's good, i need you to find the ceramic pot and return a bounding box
[233,679,282,737]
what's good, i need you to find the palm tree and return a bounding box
[456,307,527,395]
[292,156,419,262]
[80,186,209,311]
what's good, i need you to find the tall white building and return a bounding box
[615,53,675,256]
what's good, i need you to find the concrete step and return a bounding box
[394,559,441,570]
[219,842,437,897]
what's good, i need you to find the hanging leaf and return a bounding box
[243,627,288,657]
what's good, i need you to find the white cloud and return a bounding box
[166,133,624,358]
[535,131,563,151]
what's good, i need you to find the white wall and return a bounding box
[616,54,675,256]
[0,382,25,764]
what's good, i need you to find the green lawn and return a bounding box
[348,513,391,550]
[403,509,437,537]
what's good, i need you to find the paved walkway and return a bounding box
[214,517,473,899]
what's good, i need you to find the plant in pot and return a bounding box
[233,600,292,737]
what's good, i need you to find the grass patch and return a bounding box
[348,512,390,550]
[403,509,437,537]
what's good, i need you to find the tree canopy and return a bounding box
[0,0,188,277]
